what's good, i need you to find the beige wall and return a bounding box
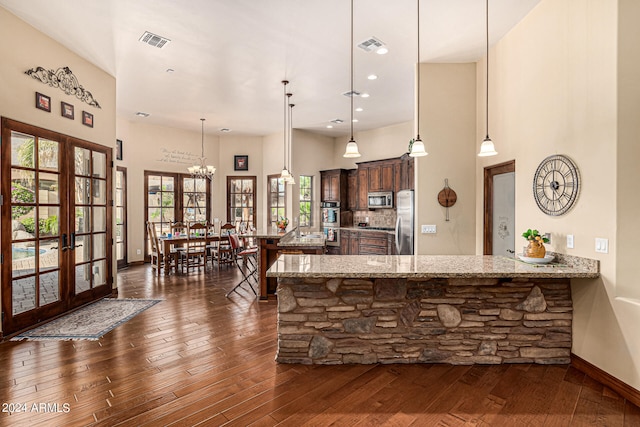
[0,7,116,318]
[476,0,640,390]
[415,63,477,255]
[0,7,115,147]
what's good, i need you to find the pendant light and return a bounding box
[478,0,498,157]
[280,80,291,178]
[187,118,216,180]
[286,96,296,185]
[343,0,361,158]
[410,0,428,157]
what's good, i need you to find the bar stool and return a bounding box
[225,234,258,298]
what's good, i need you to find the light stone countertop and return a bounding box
[266,253,599,279]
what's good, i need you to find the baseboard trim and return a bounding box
[571,353,640,407]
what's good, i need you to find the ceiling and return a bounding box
[1,0,540,137]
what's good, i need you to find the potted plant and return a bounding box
[522,229,549,258]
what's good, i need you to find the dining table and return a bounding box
[159,233,229,275]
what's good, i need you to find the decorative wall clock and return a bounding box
[533,154,580,216]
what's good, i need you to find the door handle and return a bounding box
[70,233,76,250]
[61,233,69,251]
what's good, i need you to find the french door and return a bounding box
[1,118,112,335]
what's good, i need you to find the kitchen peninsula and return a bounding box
[267,253,599,365]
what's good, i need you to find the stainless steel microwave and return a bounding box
[368,191,393,209]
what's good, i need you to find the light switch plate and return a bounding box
[567,234,574,249]
[595,238,609,254]
[421,225,436,234]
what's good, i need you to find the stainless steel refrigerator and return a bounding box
[395,190,414,255]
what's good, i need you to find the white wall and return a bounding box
[475,0,640,391]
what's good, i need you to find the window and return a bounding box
[267,174,286,226]
[227,176,256,227]
[144,171,210,259]
[299,175,313,227]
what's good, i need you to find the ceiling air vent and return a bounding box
[342,90,361,97]
[330,119,344,124]
[357,36,385,52]
[139,31,171,48]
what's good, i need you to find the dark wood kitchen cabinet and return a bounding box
[357,168,368,210]
[358,230,391,255]
[346,169,358,211]
[320,169,348,205]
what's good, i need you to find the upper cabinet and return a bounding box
[320,169,348,205]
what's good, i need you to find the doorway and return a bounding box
[483,160,516,256]
[1,118,113,335]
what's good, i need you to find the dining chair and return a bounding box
[212,222,236,270]
[225,233,258,298]
[147,221,177,275]
[179,224,207,273]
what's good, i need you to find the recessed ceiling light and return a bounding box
[136,112,150,117]
[367,74,378,80]
[355,107,363,112]
[352,119,359,123]
[326,125,333,129]
[376,47,388,55]
[360,93,370,98]
[220,128,231,132]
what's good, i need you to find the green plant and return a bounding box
[522,229,549,243]
[11,182,35,219]
[21,217,36,234]
[276,216,289,228]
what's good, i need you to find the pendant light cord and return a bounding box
[289,102,294,171]
[282,80,288,169]
[416,0,420,141]
[485,0,489,139]
[200,118,205,159]
[350,0,354,142]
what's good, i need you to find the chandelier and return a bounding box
[188,118,216,180]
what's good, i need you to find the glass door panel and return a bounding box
[115,167,127,268]
[2,119,112,334]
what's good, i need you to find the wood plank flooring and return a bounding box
[0,264,638,426]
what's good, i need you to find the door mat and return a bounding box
[11,298,162,341]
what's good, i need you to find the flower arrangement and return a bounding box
[522,229,549,258]
[276,217,289,231]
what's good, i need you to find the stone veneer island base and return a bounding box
[268,254,599,365]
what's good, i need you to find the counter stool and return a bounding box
[225,234,258,298]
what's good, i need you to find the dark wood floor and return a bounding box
[0,264,639,426]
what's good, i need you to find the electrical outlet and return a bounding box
[421,225,436,234]
[566,234,574,249]
[595,238,609,254]
[136,249,141,255]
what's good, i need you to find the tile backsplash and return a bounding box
[353,209,397,228]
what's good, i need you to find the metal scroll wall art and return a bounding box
[24,66,102,108]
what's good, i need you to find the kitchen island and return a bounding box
[267,253,599,365]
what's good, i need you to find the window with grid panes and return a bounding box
[227,176,256,227]
[299,175,313,227]
[267,174,286,226]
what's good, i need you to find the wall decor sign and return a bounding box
[25,66,102,108]
[35,92,51,112]
[234,155,248,171]
[116,139,123,160]
[82,111,94,128]
[61,101,74,119]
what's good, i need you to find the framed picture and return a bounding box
[234,155,248,171]
[116,139,123,160]
[82,111,94,128]
[35,92,51,112]
[61,102,74,119]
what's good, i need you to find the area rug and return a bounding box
[11,298,162,341]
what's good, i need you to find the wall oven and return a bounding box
[321,202,340,246]
[368,191,393,209]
